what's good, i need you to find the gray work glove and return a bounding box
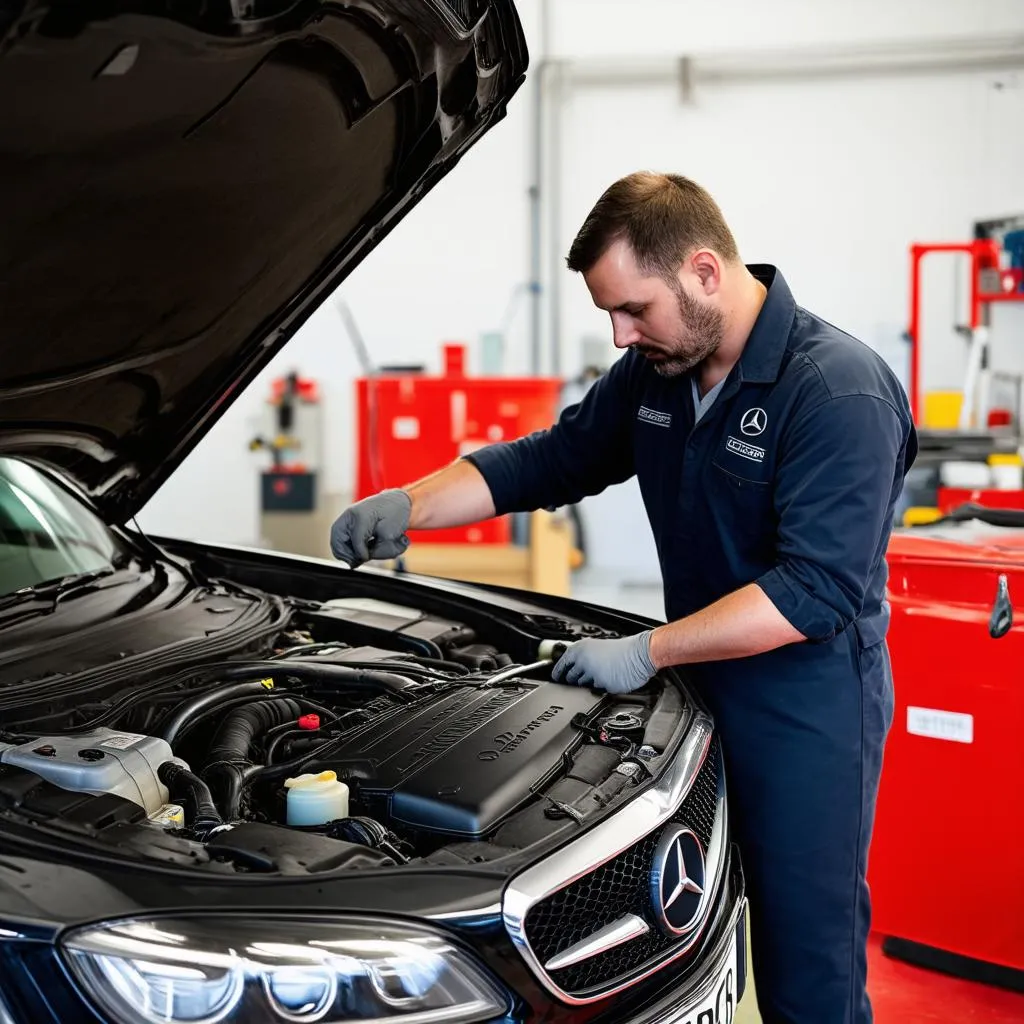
[551,631,657,694]
[329,489,412,567]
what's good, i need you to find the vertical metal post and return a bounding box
[909,245,923,424]
[548,59,563,378]
[528,0,551,376]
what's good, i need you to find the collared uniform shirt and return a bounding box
[467,265,918,659]
[467,264,918,1021]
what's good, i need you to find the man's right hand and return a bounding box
[329,489,413,567]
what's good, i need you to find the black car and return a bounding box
[0,2,746,1022]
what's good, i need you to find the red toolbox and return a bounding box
[869,521,1024,985]
[354,345,563,545]
[938,486,1024,515]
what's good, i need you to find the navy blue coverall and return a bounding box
[466,266,918,1023]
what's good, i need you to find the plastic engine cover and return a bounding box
[333,681,606,838]
[0,729,183,815]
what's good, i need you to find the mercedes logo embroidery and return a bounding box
[739,407,768,436]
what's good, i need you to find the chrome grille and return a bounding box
[524,736,720,996]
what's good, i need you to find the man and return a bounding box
[330,172,917,1023]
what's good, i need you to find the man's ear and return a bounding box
[689,250,722,294]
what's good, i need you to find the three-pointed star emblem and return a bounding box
[650,826,708,936]
[662,834,705,911]
[740,407,768,436]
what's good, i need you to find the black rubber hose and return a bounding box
[403,656,470,675]
[248,737,345,786]
[265,726,320,765]
[203,699,303,820]
[264,660,419,699]
[205,698,304,767]
[158,762,222,835]
[160,681,279,747]
[159,663,417,746]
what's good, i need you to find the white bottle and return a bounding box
[284,770,350,826]
[988,452,1024,490]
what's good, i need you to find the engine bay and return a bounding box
[0,574,687,877]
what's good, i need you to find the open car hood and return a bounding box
[0,0,527,522]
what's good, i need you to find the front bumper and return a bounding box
[559,840,747,1024]
[627,892,747,1024]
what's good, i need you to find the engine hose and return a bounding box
[158,762,223,835]
[205,698,304,766]
[247,738,344,786]
[261,660,420,700]
[265,726,322,765]
[160,680,280,747]
[203,699,304,820]
[404,656,471,675]
[159,663,416,747]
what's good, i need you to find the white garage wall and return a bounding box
[139,0,1024,576]
[551,61,1024,579]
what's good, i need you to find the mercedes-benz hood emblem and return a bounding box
[650,825,707,936]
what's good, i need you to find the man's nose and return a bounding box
[611,312,641,349]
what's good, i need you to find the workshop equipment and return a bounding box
[391,507,576,595]
[250,372,329,555]
[354,342,562,545]
[907,235,1024,430]
[869,519,1024,989]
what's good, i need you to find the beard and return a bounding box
[636,283,725,377]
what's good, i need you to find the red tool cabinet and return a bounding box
[354,345,562,545]
[938,486,1024,515]
[869,523,1024,984]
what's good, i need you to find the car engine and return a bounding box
[0,590,685,876]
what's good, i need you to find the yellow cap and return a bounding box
[988,453,1022,466]
[284,771,338,789]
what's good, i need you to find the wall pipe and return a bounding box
[527,0,552,376]
[528,33,1024,378]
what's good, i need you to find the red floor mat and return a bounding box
[869,936,1024,1022]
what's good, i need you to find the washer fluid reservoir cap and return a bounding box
[284,770,349,826]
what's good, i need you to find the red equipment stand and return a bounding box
[870,527,1024,991]
[354,344,563,544]
[906,239,1024,425]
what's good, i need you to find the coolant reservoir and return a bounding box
[284,770,349,826]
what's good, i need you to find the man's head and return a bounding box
[566,172,742,377]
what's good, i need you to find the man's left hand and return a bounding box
[551,631,657,694]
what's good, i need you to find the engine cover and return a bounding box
[333,681,606,838]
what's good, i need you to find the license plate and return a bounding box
[670,931,738,1024]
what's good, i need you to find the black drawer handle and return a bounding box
[989,574,1013,639]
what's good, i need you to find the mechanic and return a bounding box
[329,171,918,1024]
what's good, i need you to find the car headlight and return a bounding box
[60,916,508,1024]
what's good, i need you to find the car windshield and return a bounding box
[0,457,128,598]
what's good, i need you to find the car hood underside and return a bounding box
[0,0,526,522]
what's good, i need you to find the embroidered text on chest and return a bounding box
[726,436,766,463]
[637,405,672,428]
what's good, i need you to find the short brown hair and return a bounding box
[566,172,739,279]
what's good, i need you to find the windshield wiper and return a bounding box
[0,566,126,618]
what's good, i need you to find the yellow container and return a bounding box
[902,506,942,526]
[922,391,963,429]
